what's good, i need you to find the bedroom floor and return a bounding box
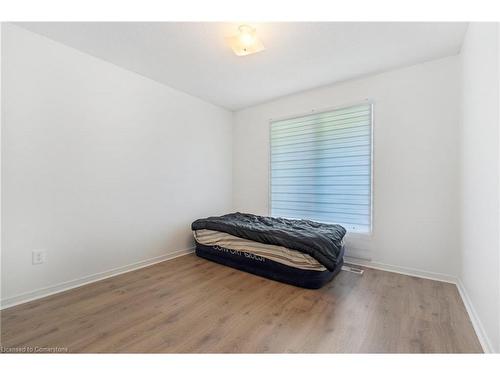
[0,254,482,353]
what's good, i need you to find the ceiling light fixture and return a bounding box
[227,25,265,56]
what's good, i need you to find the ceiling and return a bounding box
[16,22,468,111]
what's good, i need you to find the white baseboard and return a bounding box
[0,247,195,310]
[456,279,494,353]
[344,257,457,284]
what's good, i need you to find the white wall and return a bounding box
[233,56,460,278]
[459,22,500,353]
[1,24,233,305]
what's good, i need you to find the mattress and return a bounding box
[193,229,345,289]
[192,213,346,271]
[193,229,327,271]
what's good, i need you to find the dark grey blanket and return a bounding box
[191,212,346,271]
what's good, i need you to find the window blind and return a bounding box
[270,103,372,233]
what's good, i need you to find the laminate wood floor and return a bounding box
[0,254,482,353]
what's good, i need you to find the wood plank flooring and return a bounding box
[0,254,482,353]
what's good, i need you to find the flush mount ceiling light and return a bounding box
[227,25,265,56]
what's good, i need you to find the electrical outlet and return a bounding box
[32,250,47,265]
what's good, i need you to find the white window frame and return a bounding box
[267,99,374,235]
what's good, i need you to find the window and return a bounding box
[270,103,372,233]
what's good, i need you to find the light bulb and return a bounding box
[240,32,255,46]
[238,25,256,47]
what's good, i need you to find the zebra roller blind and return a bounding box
[270,103,372,233]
